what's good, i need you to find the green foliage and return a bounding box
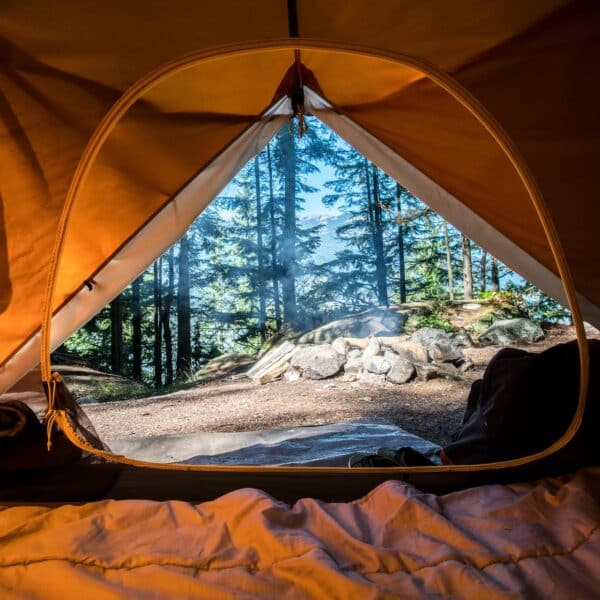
[486,290,527,318]
[96,380,148,403]
[414,313,455,333]
[508,284,571,324]
[414,300,455,333]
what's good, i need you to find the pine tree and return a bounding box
[266,141,282,329]
[323,148,389,308]
[161,247,175,384]
[491,256,500,292]
[370,163,388,306]
[131,276,142,380]
[462,234,473,300]
[110,294,123,373]
[176,233,192,378]
[254,155,267,341]
[443,222,455,301]
[278,125,298,328]
[480,250,487,293]
[395,183,407,304]
[153,260,162,387]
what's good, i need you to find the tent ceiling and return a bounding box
[0,0,598,393]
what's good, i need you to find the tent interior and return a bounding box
[1,3,599,596]
[0,1,599,502]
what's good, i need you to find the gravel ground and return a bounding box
[82,326,583,446]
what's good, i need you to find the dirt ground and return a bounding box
[82,326,582,446]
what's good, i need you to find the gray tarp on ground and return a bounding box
[109,419,440,467]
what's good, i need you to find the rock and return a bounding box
[358,371,387,385]
[363,337,382,357]
[477,318,544,345]
[462,302,483,311]
[411,327,453,350]
[415,363,463,381]
[452,329,474,347]
[411,327,468,366]
[469,304,529,337]
[458,358,475,372]
[341,373,358,382]
[297,305,416,343]
[282,366,301,382]
[384,351,415,384]
[291,344,346,379]
[331,337,349,356]
[347,348,363,359]
[363,355,391,375]
[344,356,364,375]
[384,340,429,363]
[429,341,464,364]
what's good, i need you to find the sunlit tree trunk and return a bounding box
[254,156,267,341]
[110,294,123,374]
[176,234,192,378]
[266,143,282,329]
[363,160,387,306]
[161,247,174,384]
[279,127,297,328]
[491,256,500,292]
[462,234,473,300]
[444,222,455,301]
[396,184,407,304]
[131,276,142,380]
[153,260,162,387]
[480,250,487,293]
[370,165,388,306]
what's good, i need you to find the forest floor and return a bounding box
[76,325,585,446]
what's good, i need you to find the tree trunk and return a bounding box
[254,155,267,341]
[266,143,282,329]
[462,234,473,300]
[491,256,500,292]
[279,128,297,328]
[444,222,455,301]
[480,250,487,293]
[176,233,192,378]
[110,294,123,374]
[131,276,142,381]
[371,165,388,306]
[153,260,162,388]
[161,247,174,384]
[396,184,407,304]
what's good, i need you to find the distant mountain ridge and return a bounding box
[300,213,348,265]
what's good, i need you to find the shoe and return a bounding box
[377,446,435,466]
[347,452,398,468]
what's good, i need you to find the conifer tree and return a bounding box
[462,234,473,300]
[131,276,142,380]
[176,233,192,378]
[110,294,123,374]
[153,260,162,387]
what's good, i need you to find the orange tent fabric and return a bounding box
[0,0,598,392]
